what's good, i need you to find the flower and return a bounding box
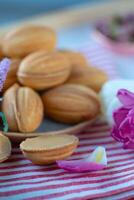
[0,58,11,91]
[57,146,107,172]
[111,89,134,149]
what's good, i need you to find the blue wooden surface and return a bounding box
[58,24,134,79]
[0,0,108,25]
[0,0,131,79]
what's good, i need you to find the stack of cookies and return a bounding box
[0,24,108,164]
[0,24,108,133]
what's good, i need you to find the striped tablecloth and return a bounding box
[1,43,134,200]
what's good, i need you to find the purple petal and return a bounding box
[57,160,106,173]
[113,107,129,127]
[0,58,11,91]
[117,89,134,108]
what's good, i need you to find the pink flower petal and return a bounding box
[111,89,134,149]
[119,111,134,141]
[113,107,129,127]
[57,147,107,173]
[111,125,124,142]
[57,160,105,173]
[128,108,134,124]
[123,140,134,149]
[117,89,134,108]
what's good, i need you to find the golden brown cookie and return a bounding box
[3,59,21,91]
[17,51,71,90]
[2,84,44,133]
[67,66,108,92]
[20,134,79,165]
[60,50,88,70]
[0,133,11,163]
[2,25,56,57]
[42,84,100,124]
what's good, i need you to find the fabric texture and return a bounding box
[0,43,134,200]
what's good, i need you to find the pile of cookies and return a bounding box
[0,24,108,133]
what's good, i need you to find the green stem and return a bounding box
[0,112,8,132]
